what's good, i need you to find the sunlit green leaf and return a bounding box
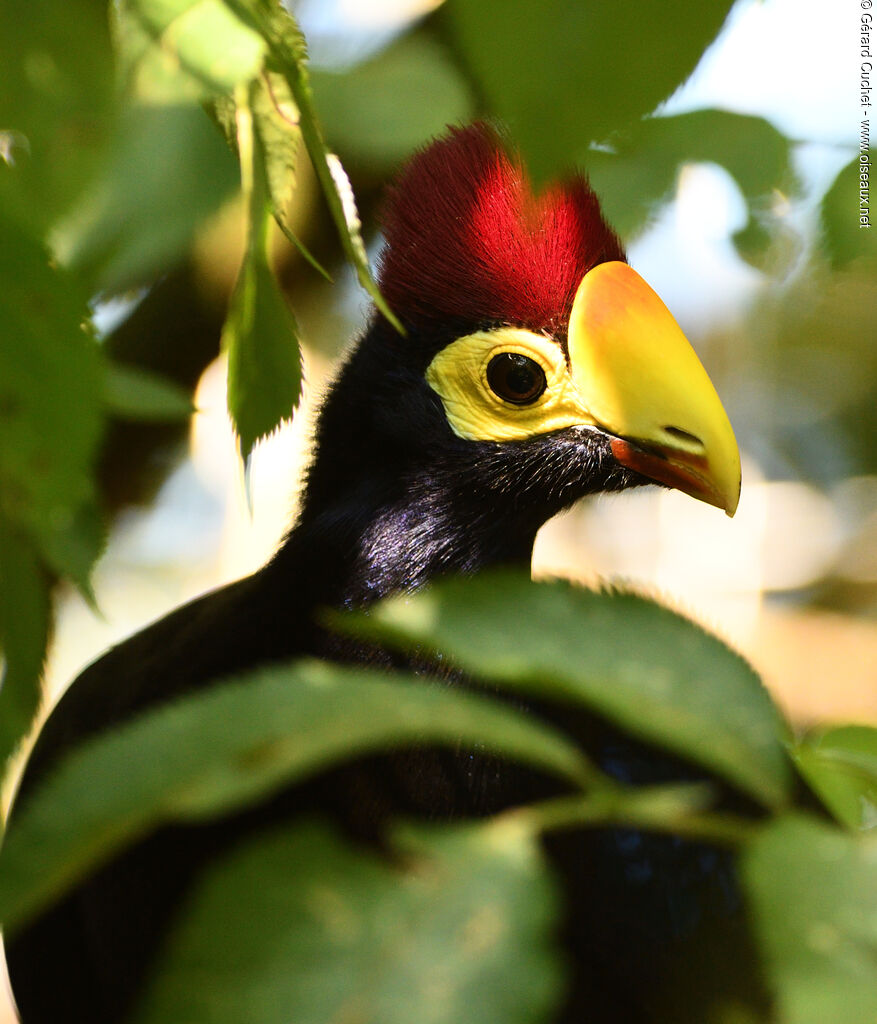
[224,245,301,460]
[0,520,50,771]
[212,74,318,270]
[312,33,474,167]
[337,570,791,807]
[447,0,736,181]
[103,362,194,421]
[793,726,877,832]
[252,72,300,226]
[227,0,403,329]
[820,157,877,269]
[135,819,563,1024]
[0,660,588,933]
[115,0,267,102]
[53,104,238,293]
[223,87,301,461]
[743,815,877,1024]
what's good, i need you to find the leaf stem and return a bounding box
[509,784,758,848]
[223,0,404,332]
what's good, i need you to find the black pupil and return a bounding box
[487,353,546,405]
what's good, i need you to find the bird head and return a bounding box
[301,124,740,590]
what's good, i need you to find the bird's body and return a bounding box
[6,125,750,1023]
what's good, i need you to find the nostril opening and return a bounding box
[662,426,705,451]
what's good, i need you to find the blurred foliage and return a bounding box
[0,0,114,228]
[743,815,877,1024]
[134,820,562,1024]
[0,655,585,933]
[53,103,239,293]
[4,572,877,1022]
[338,572,791,808]
[2,0,877,1022]
[737,263,877,485]
[792,726,877,833]
[445,0,737,181]
[820,156,876,270]
[583,108,797,261]
[102,362,194,423]
[312,32,474,169]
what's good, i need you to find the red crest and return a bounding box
[377,123,624,337]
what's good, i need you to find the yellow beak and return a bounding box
[569,262,741,516]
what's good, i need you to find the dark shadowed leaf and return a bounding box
[742,815,877,1024]
[447,0,736,181]
[54,104,238,294]
[337,571,791,807]
[135,819,563,1024]
[820,157,877,269]
[312,34,474,167]
[0,210,103,592]
[792,726,877,832]
[103,362,195,421]
[0,660,589,933]
[0,521,50,770]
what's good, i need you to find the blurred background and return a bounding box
[41,0,874,735]
[1,0,875,1017]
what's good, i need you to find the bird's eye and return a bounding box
[486,353,547,405]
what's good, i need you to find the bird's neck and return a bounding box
[275,468,540,609]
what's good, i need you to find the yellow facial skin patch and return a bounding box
[425,329,596,443]
[424,262,742,515]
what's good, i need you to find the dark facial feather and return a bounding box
[377,123,625,337]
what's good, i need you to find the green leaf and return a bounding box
[336,570,791,808]
[226,0,404,329]
[447,0,736,181]
[312,33,474,167]
[0,520,50,773]
[33,499,105,609]
[732,213,777,269]
[585,109,796,243]
[135,819,563,1024]
[793,726,877,833]
[223,86,301,461]
[53,103,239,293]
[253,72,300,227]
[820,156,877,269]
[0,0,114,227]
[103,362,194,421]
[0,660,589,934]
[742,815,877,1024]
[213,76,328,277]
[114,0,267,102]
[0,208,103,592]
[224,244,301,460]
